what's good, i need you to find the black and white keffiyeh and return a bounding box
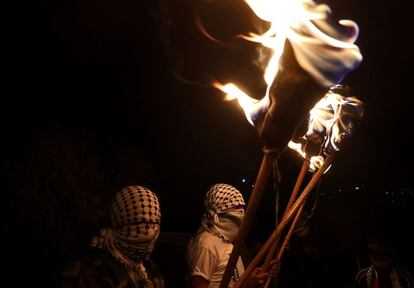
[111,185,161,233]
[205,183,245,216]
[91,185,161,286]
[200,184,246,242]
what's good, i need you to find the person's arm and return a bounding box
[354,268,368,288]
[187,245,217,288]
[397,269,414,288]
[190,275,210,288]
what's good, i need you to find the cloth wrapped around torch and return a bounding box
[241,2,363,154]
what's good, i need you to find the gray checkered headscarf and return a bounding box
[205,183,245,216]
[91,186,161,284]
[200,184,246,242]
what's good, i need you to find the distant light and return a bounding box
[385,191,389,195]
[242,179,246,183]
[355,186,360,190]
[251,185,254,188]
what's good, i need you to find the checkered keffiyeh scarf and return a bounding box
[205,183,245,216]
[91,186,161,285]
[199,184,246,242]
[111,186,161,230]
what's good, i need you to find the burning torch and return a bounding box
[252,85,364,288]
[209,0,364,287]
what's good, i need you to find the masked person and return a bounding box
[186,183,270,288]
[59,185,165,288]
[354,234,413,288]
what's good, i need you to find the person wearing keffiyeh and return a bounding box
[354,234,413,288]
[186,183,271,288]
[59,185,165,288]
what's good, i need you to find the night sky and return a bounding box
[5,0,414,286]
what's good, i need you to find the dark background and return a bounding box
[5,0,414,286]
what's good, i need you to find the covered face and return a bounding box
[204,184,246,241]
[110,185,161,261]
[92,185,161,267]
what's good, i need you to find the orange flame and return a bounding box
[213,82,267,125]
[216,0,362,112]
[213,0,363,170]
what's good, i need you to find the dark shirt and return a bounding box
[59,247,165,288]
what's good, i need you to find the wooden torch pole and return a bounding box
[262,158,310,271]
[233,154,334,288]
[263,202,306,288]
[219,152,274,288]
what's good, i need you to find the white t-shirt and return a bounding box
[186,231,245,288]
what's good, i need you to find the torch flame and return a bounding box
[212,0,363,171]
[215,0,362,125]
[287,141,325,171]
[288,86,364,171]
[213,82,268,125]
[306,88,364,152]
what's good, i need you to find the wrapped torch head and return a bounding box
[253,40,329,155]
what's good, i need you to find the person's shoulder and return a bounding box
[190,231,216,246]
[187,231,225,260]
[395,268,414,287]
[395,267,413,276]
[202,231,227,244]
[355,267,370,284]
[58,247,120,288]
[61,247,103,274]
